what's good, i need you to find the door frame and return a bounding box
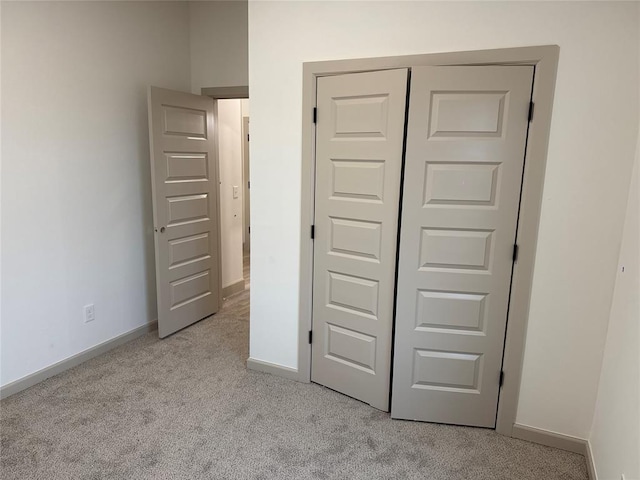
[297,45,559,437]
[242,116,250,253]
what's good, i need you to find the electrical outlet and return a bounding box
[84,304,95,323]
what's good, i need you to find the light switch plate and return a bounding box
[84,304,95,323]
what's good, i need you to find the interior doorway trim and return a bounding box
[297,45,559,437]
[201,85,249,99]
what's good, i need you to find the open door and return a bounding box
[147,87,221,338]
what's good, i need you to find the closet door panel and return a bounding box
[391,66,534,427]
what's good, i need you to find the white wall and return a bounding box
[1,1,191,386]
[248,0,640,439]
[189,0,248,94]
[217,99,244,289]
[589,138,639,480]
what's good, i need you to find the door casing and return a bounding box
[297,45,560,437]
[242,116,250,253]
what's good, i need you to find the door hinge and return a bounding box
[247,133,250,142]
[313,107,317,124]
[248,181,250,189]
[248,226,250,234]
[512,244,519,262]
[308,330,313,344]
[528,101,534,122]
[499,370,505,387]
[311,224,315,239]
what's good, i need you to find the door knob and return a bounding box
[160,227,166,233]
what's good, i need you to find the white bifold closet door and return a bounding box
[311,69,408,411]
[391,66,534,427]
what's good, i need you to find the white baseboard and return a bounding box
[246,357,300,381]
[1,320,158,400]
[512,423,588,455]
[222,279,245,298]
[513,423,597,479]
[585,440,598,480]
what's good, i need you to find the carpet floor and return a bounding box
[1,284,588,479]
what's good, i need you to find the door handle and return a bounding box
[155,226,166,233]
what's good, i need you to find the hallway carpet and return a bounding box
[1,288,588,480]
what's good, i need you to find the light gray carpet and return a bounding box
[1,284,588,479]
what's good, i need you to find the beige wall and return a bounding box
[589,112,640,480]
[189,1,248,94]
[1,0,250,389]
[1,1,191,385]
[247,0,640,440]
[590,146,639,480]
[589,14,640,479]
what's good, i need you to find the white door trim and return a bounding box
[297,45,560,437]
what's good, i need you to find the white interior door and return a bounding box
[148,87,221,338]
[311,69,408,411]
[391,66,534,427]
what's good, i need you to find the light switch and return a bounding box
[233,186,239,199]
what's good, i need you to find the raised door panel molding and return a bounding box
[327,272,379,318]
[329,217,382,262]
[166,194,210,227]
[325,324,377,373]
[163,105,207,139]
[424,163,500,206]
[429,92,506,138]
[419,228,493,271]
[165,153,209,183]
[333,95,389,138]
[416,290,487,334]
[412,349,483,393]
[331,159,385,203]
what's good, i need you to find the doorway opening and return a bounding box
[201,86,250,302]
[206,93,250,300]
[146,85,250,338]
